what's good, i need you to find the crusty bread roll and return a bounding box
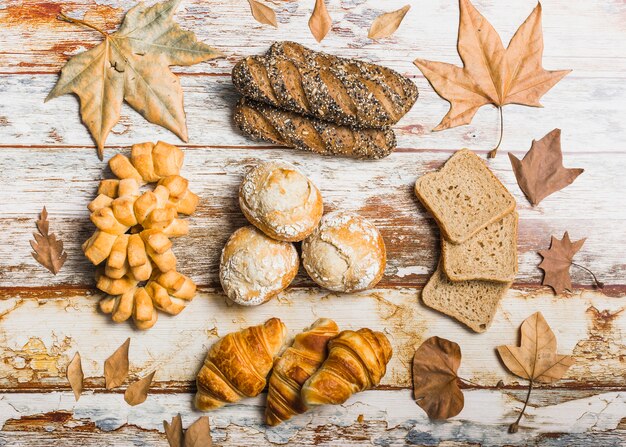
[302,212,386,292]
[220,226,299,305]
[239,161,323,242]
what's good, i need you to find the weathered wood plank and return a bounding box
[1,390,624,446]
[0,73,623,152]
[0,148,623,288]
[1,288,624,389]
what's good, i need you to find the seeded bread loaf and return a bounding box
[234,98,396,159]
[232,42,418,128]
[442,212,518,283]
[422,264,510,333]
[415,149,516,244]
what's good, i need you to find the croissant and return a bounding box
[195,318,287,411]
[301,328,392,406]
[265,318,339,426]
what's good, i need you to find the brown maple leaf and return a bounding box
[497,312,575,432]
[538,232,585,294]
[30,207,67,275]
[164,414,184,447]
[368,5,410,40]
[104,338,130,389]
[414,0,570,157]
[247,0,277,28]
[46,0,223,159]
[124,371,155,406]
[412,336,464,420]
[509,129,584,205]
[184,416,212,447]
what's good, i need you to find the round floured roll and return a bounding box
[302,211,386,292]
[239,161,323,242]
[220,226,299,306]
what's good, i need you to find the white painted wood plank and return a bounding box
[0,390,624,446]
[0,73,624,152]
[1,288,624,389]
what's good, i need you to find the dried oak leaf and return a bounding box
[30,207,67,275]
[368,5,410,39]
[164,414,184,447]
[46,0,223,159]
[67,352,84,402]
[538,232,586,295]
[247,0,277,28]
[309,0,332,43]
[509,129,583,205]
[124,371,155,406]
[414,0,570,157]
[104,338,130,389]
[412,336,464,420]
[184,416,212,447]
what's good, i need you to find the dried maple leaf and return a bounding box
[104,338,130,389]
[509,129,583,205]
[67,352,84,402]
[309,0,332,43]
[414,0,570,157]
[184,416,212,447]
[247,0,277,27]
[412,336,464,420]
[30,207,67,275]
[164,414,184,447]
[124,371,155,406]
[46,0,223,159]
[497,312,575,432]
[368,5,410,39]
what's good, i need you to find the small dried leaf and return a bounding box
[164,414,184,447]
[184,416,212,447]
[538,232,586,295]
[30,207,67,274]
[309,0,332,42]
[104,338,130,389]
[247,0,277,27]
[67,352,84,401]
[124,371,155,406]
[368,5,410,39]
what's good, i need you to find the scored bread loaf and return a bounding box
[234,98,396,159]
[422,263,510,333]
[442,212,518,283]
[232,41,418,128]
[415,149,516,244]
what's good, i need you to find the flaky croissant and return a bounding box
[265,318,339,426]
[195,318,287,411]
[301,328,392,406]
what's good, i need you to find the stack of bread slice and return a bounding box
[415,149,518,332]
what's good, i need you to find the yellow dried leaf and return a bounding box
[164,414,184,447]
[368,5,410,39]
[247,0,277,27]
[184,416,212,447]
[67,352,84,401]
[104,338,130,389]
[309,0,332,43]
[124,371,155,406]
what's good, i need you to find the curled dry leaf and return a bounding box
[497,312,575,432]
[30,207,67,275]
[368,5,410,39]
[164,414,184,447]
[509,129,584,206]
[124,371,155,406]
[412,336,464,420]
[414,0,570,157]
[309,0,332,43]
[184,416,212,447]
[104,338,130,389]
[247,0,277,28]
[67,352,84,402]
[47,0,223,159]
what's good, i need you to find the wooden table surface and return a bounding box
[1,0,625,446]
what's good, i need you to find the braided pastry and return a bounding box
[83,141,198,330]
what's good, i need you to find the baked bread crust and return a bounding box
[220,226,299,306]
[302,211,386,292]
[239,161,323,242]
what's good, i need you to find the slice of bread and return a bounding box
[442,212,518,283]
[414,149,516,244]
[421,264,510,333]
